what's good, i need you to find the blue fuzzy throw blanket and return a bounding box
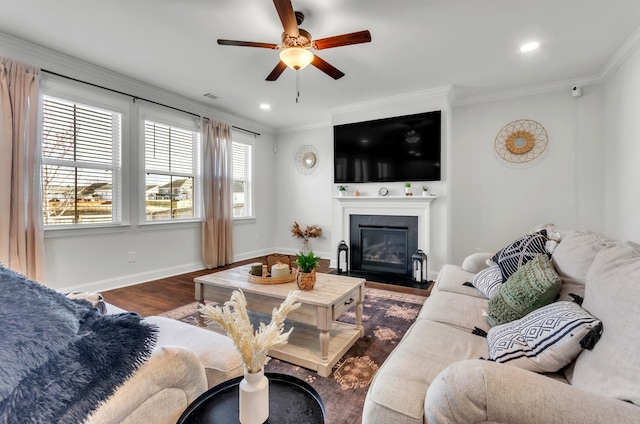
[0,265,157,424]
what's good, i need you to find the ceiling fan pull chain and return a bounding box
[296,70,300,103]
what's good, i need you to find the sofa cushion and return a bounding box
[487,255,562,327]
[570,242,640,406]
[492,231,549,280]
[433,264,486,298]
[145,316,243,388]
[469,265,503,298]
[487,301,602,373]
[418,291,490,333]
[551,230,612,287]
[362,319,489,424]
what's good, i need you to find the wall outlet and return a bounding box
[255,233,261,243]
[128,251,136,263]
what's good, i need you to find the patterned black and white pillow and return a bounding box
[487,301,602,373]
[492,231,549,280]
[470,265,503,298]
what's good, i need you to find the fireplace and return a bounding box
[350,215,418,277]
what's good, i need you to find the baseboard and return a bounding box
[57,262,206,293]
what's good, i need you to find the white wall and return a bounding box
[450,88,605,264]
[273,126,335,258]
[603,45,640,242]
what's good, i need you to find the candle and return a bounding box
[271,262,290,278]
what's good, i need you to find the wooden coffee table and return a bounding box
[194,266,365,377]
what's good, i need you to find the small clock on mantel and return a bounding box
[378,187,389,196]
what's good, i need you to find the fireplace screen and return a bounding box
[360,227,408,274]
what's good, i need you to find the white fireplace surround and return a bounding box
[331,195,437,275]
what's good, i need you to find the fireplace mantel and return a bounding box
[331,195,437,274]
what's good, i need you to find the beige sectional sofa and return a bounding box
[362,230,640,424]
[87,304,243,424]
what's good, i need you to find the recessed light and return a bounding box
[259,104,271,110]
[520,42,540,53]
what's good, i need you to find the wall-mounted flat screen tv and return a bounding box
[333,110,441,183]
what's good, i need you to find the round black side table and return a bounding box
[177,373,325,424]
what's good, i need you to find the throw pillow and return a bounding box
[487,301,602,373]
[469,265,503,298]
[487,255,562,327]
[492,231,549,280]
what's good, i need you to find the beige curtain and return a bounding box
[0,57,44,281]
[202,120,234,268]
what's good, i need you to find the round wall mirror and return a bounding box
[295,145,319,174]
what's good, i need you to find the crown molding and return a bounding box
[329,85,453,116]
[601,25,640,81]
[0,32,274,135]
[277,121,331,135]
[451,74,603,107]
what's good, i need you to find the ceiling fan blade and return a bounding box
[273,0,299,37]
[266,61,288,81]
[313,30,372,50]
[218,39,279,49]
[311,55,345,80]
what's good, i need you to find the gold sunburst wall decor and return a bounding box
[494,119,548,168]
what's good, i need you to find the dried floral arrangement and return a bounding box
[291,221,323,241]
[198,290,301,373]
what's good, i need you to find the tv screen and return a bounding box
[333,110,441,183]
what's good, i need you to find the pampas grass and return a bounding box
[198,290,301,373]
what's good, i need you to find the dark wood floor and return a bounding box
[103,255,431,317]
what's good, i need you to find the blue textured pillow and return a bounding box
[0,265,157,423]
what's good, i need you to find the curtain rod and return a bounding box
[41,69,260,136]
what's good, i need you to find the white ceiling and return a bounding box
[1,0,640,132]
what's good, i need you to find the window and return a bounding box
[232,134,253,218]
[144,120,200,221]
[41,95,122,226]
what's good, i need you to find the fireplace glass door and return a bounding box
[359,227,408,274]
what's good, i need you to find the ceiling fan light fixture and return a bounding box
[280,47,314,70]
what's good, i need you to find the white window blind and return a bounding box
[41,95,122,226]
[144,120,200,221]
[232,140,253,218]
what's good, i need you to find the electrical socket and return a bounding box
[128,251,136,263]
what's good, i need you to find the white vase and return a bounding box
[239,368,269,424]
[339,190,346,196]
[422,191,429,196]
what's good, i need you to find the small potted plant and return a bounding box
[337,185,348,196]
[294,250,321,290]
[405,182,412,196]
[422,185,429,196]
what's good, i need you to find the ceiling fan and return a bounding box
[217,0,372,81]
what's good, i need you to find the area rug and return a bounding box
[159,287,427,424]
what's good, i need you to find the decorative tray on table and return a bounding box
[248,268,297,285]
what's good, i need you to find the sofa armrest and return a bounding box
[86,346,207,424]
[461,253,494,273]
[425,359,640,424]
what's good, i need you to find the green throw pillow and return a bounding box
[487,255,562,327]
